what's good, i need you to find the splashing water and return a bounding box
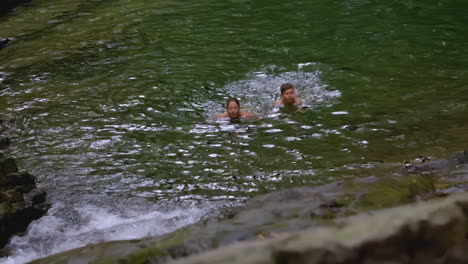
[203,65,341,118]
[1,193,227,264]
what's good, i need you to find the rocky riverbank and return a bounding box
[170,191,468,264]
[30,149,468,263]
[0,117,49,256]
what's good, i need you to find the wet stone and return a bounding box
[4,190,23,203]
[0,172,35,189]
[0,158,18,179]
[0,137,10,150]
[0,116,48,251]
[404,150,468,174]
[24,188,47,207]
[0,38,10,49]
[0,202,14,218]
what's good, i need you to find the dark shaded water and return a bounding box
[1,0,468,262]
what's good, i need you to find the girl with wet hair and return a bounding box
[215,97,254,119]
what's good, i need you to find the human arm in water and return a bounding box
[214,111,253,119]
[272,97,302,106]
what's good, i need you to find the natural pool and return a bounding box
[0,0,467,262]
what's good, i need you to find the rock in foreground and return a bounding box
[171,191,468,264]
[31,173,436,264]
[0,157,49,250]
[31,150,468,264]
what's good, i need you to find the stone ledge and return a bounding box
[172,192,468,264]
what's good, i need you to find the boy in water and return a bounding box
[272,82,303,107]
[215,98,254,119]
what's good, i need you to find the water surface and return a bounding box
[1,0,468,262]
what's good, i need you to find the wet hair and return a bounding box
[280,83,295,94]
[226,97,240,109]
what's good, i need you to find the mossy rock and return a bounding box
[0,172,35,189]
[32,173,438,264]
[169,192,468,264]
[0,158,18,179]
[2,190,23,203]
[0,191,8,203]
[0,202,15,218]
[341,175,435,213]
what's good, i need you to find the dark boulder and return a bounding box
[0,156,49,249]
[1,171,36,189]
[0,1,31,15]
[0,158,19,177]
[0,137,10,150]
[0,115,49,251]
[0,38,11,49]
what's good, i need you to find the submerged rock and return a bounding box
[0,38,11,49]
[404,150,468,174]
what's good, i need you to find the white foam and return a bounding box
[1,196,219,264]
[331,111,348,115]
[265,129,282,133]
[202,66,341,119]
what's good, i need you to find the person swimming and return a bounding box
[214,97,254,120]
[272,82,303,107]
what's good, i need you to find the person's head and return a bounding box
[280,83,296,104]
[225,97,241,119]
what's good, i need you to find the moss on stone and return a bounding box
[0,201,14,218]
[4,190,23,203]
[342,175,435,213]
[0,158,18,180]
[4,172,35,188]
[30,173,440,264]
[97,246,164,264]
[0,191,8,203]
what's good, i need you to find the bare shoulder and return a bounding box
[272,100,282,106]
[215,112,228,118]
[240,111,254,117]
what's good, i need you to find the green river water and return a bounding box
[0,0,468,262]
